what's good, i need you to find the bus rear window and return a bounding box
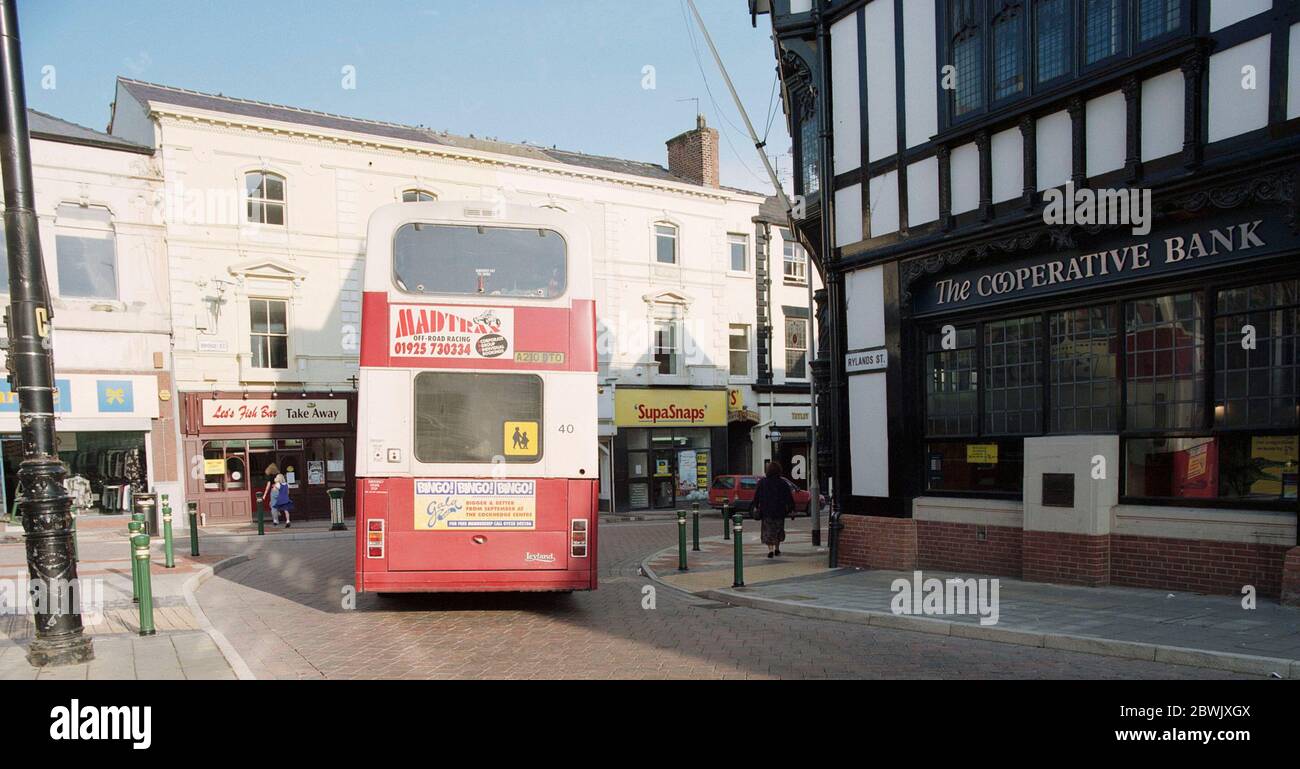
[413,372,543,463]
[394,223,567,298]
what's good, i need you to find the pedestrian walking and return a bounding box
[752,460,795,557]
[272,472,293,528]
[258,463,281,525]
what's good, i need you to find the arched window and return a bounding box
[654,222,678,265]
[245,171,285,225]
[401,189,436,203]
[949,0,983,117]
[991,2,1025,100]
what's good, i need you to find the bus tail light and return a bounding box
[570,519,587,558]
[367,519,385,559]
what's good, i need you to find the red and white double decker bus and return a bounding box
[355,202,598,593]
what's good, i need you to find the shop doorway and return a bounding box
[652,449,676,509]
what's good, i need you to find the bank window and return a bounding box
[798,104,820,196]
[250,298,289,370]
[1084,0,1123,65]
[728,234,748,272]
[414,372,542,463]
[1214,280,1300,430]
[1035,0,1070,84]
[245,171,285,226]
[654,314,682,376]
[784,239,808,284]
[949,0,984,118]
[401,189,436,202]
[1051,306,1119,432]
[926,325,979,436]
[1138,0,1180,42]
[730,324,750,378]
[655,223,678,265]
[1125,292,1204,431]
[786,317,808,380]
[984,316,1041,434]
[55,204,117,300]
[991,2,1025,100]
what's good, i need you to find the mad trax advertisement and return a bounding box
[414,479,536,530]
[390,304,514,360]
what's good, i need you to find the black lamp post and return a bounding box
[0,0,93,666]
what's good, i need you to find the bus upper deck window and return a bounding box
[393,223,567,299]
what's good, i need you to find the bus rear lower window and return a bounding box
[413,372,543,463]
[394,223,567,298]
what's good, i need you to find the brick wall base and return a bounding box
[1023,530,1111,586]
[837,515,916,570]
[1277,547,1300,606]
[838,514,1293,599]
[916,520,1022,578]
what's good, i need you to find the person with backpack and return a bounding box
[272,472,293,528]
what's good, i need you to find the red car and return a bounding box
[708,474,825,517]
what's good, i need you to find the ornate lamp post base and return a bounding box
[27,632,94,667]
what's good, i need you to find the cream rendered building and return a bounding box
[106,78,804,516]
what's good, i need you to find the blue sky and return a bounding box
[19,0,790,194]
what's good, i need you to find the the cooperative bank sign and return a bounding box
[614,389,726,428]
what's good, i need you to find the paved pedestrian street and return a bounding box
[187,518,1249,680]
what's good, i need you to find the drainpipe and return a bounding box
[814,0,841,553]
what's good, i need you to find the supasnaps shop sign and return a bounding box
[912,216,1286,316]
[614,389,727,428]
[202,399,349,426]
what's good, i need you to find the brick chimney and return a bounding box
[666,114,720,188]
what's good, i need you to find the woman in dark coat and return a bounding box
[752,460,795,557]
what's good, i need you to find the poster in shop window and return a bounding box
[1249,436,1298,498]
[307,461,325,486]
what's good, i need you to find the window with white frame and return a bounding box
[245,171,286,225]
[655,223,678,265]
[728,234,748,272]
[249,298,289,369]
[401,189,436,202]
[785,316,808,380]
[653,315,682,375]
[729,325,750,377]
[783,240,808,285]
[55,204,117,299]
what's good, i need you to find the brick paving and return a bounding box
[191,518,1248,679]
[0,524,235,679]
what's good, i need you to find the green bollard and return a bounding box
[132,531,155,636]
[161,494,175,568]
[187,500,200,556]
[722,503,731,541]
[127,519,143,603]
[676,510,688,572]
[732,513,745,588]
[257,498,265,536]
[692,509,700,552]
